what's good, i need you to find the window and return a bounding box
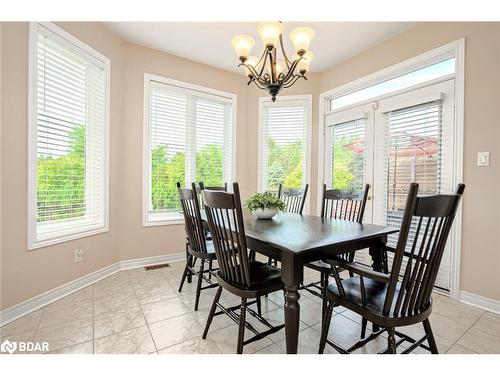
[28,22,110,249]
[330,58,455,111]
[144,75,235,224]
[258,96,311,193]
[330,118,366,190]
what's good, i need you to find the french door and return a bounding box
[324,79,456,290]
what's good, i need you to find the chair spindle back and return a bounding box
[320,184,370,223]
[277,184,309,215]
[177,182,207,254]
[202,183,251,288]
[384,183,465,317]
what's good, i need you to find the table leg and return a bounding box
[369,242,385,273]
[280,252,303,354]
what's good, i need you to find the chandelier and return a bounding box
[231,22,315,101]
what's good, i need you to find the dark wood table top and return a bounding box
[201,210,398,255]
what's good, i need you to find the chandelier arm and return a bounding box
[270,48,278,83]
[282,75,304,88]
[280,58,301,84]
[241,62,269,86]
[258,49,269,78]
[279,33,293,68]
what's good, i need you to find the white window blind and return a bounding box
[383,100,443,247]
[146,79,234,223]
[29,23,109,248]
[259,98,310,192]
[329,118,366,190]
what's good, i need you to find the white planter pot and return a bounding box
[252,208,277,219]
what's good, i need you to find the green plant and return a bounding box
[244,191,286,211]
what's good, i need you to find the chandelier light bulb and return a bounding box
[231,35,255,61]
[257,22,284,48]
[289,27,315,55]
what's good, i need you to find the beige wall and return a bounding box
[1,21,500,311]
[319,22,500,301]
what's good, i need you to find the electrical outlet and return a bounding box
[74,248,84,263]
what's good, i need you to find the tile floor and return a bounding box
[1,259,500,354]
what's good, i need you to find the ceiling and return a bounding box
[105,22,415,73]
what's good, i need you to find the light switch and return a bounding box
[477,152,490,167]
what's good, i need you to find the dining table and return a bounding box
[200,209,398,354]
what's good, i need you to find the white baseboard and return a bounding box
[459,290,500,315]
[0,252,185,327]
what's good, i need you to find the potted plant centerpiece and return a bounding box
[244,191,286,219]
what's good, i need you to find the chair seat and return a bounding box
[216,260,282,298]
[248,261,282,289]
[326,276,432,325]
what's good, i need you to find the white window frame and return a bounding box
[317,39,465,300]
[142,73,237,226]
[258,94,313,212]
[27,22,111,250]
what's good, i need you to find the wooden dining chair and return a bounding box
[201,182,285,354]
[278,183,309,214]
[177,182,219,311]
[318,183,465,354]
[302,184,370,316]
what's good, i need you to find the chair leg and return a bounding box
[387,327,396,354]
[237,298,247,354]
[360,318,368,339]
[318,300,335,354]
[186,243,192,283]
[256,297,262,316]
[321,273,328,319]
[202,286,222,339]
[423,319,439,354]
[194,259,205,311]
[208,259,213,280]
[178,254,192,292]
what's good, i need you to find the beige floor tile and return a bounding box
[94,289,139,316]
[93,273,134,299]
[446,343,478,354]
[432,294,485,327]
[275,327,338,354]
[40,299,93,328]
[297,298,327,326]
[208,324,273,354]
[127,267,168,279]
[149,313,203,350]
[34,317,93,352]
[473,312,500,339]
[49,340,94,354]
[0,310,43,342]
[457,327,500,354]
[179,288,219,310]
[310,314,364,349]
[94,305,147,339]
[247,308,309,343]
[49,287,93,306]
[426,313,474,342]
[410,334,454,354]
[134,283,178,305]
[158,337,221,354]
[94,326,156,354]
[192,306,236,333]
[141,297,191,324]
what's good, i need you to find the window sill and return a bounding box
[28,226,109,251]
[143,220,185,227]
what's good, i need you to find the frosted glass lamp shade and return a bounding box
[289,27,315,55]
[257,22,284,48]
[231,35,255,60]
